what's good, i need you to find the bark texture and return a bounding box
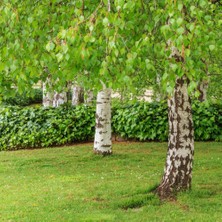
[53,92,67,107]
[42,79,53,107]
[157,76,194,200]
[94,88,112,155]
[71,86,84,106]
[85,90,94,104]
[197,80,208,102]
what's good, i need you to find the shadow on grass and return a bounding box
[116,184,160,210]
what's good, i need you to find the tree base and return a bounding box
[156,182,191,201]
[156,184,176,201]
[93,149,112,156]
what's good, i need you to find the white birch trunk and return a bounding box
[94,88,112,155]
[53,91,67,107]
[71,85,84,106]
[153,74,162,102]
[42,78,53,107]
[157,76,194,199]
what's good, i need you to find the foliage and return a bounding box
[2,88,42,106]
[113,101,222,142]
[0,0,149,95]
[0,104,95,150]
[192,101,222,141]
[112,101,168,141]
[143,0,222,95]
[0,142,222,221]
[0,101,222,150]
[208,73,222,101]
[0,1,221,102]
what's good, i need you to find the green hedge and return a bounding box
[0,105,95,150]
[192,102,222,141]
[112,101,168,141]
[0,101,221,150]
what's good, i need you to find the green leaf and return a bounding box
[176,18,183,26]
[177,27,184,35]
[103,17,109,26]
[178,4,183,12]
[209,45,215,51]
[46,42,55,52]
[56,53,63,62]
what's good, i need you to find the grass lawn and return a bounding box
[0,142,222,222]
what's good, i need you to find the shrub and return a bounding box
[112,101,168,141]
[113,101,222,142]
[0,101,221,151]
[0,105,95,150]
[192,101,222,141]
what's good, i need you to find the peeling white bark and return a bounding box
[53,91,67,107]
[94,88,112,155]
[43,78,53,107]
[153,74,162,102]
[71,85,84,106]
[157,76,194,199]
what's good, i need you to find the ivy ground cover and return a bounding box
[0,142,222,222]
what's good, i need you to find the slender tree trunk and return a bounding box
[42,78,53,107]
[71,85,84,106]
[153,74,162,102]
[53,91,67,107]
[85,90,94,104]
[94,88,112,155]
[197,80,208,102]
[156,76,194,200]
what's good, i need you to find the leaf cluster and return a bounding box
[1,88,42,106]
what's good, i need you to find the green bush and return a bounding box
[2,88,42,106]
[112,101,168,141]
[0,105,95,150]
[192,101,222,141]
[0,101,221,151]
[113,101,222,142]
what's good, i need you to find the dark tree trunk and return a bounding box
[197,80,208,102]
[156,76,194,200]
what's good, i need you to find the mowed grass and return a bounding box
[0,142,222,222]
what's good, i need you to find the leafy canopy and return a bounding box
[0,0,221,97]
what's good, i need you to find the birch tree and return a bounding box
[53,91,67,107]
[94,86,112,155]
[143,0,222,199]
[1,0,221,199]
[49,1,148,155]
[85,90,94,104]
[42,80,54,107]
[71,85,84,106]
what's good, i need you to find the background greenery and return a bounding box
[0,101,221,150]
[0,142,222,222]
[1,88,42,106]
